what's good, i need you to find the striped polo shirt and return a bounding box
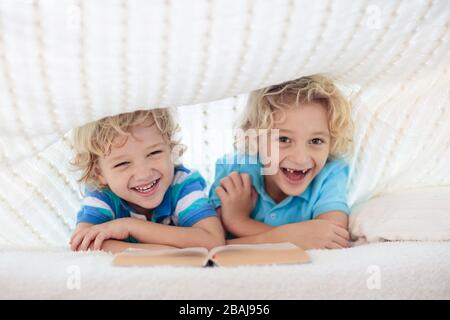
[77,165,217,230]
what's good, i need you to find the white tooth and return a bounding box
[135,179,158,192]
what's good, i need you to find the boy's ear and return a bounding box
[171,144,185,164]
[93,163,107,186]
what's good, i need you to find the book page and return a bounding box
[209,242,311,267]
[112,247,209,267]
[207,242,301,257]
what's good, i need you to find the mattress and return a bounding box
[1,241,448,299]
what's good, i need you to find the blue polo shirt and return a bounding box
[208,153,350,227]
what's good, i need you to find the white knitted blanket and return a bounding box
[0,0,449,247]
[1,241,449,299]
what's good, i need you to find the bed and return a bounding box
[0,0,449,299]
[0,241,448,299]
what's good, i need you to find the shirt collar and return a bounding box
[117,186,172,222]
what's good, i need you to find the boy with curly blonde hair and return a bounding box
[70,108,224,253]
[209,75,354,249]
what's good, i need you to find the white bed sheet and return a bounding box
[0,241,448,299]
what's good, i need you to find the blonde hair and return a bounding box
[237,74,353,159]
[71,108,184,188]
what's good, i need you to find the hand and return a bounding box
[70,218,132,252]
[274,219,350,250]
[215,172,258,231]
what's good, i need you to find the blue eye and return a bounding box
[279,136,291,143]
[310,138,324,145]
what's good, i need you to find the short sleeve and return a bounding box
[312,160,350,218]
[173,171,217,227]
[76,190,115,225]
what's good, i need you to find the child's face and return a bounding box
[96,123,174,213]
[260,102,330,203]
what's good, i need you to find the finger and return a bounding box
[332,232,350,248]
[70,230,82,244]
[326,242,344,250]
[69,232,77,246]
[70,231,87,251]
[333,225,350,241]
[88,241,96,251]
[93,233,106,251]
[228,171,244,189]
[79,230,97,251]
[240,173,251,191]
[220,176,235,193]
[334,238,349,248]
[215,186,227,200]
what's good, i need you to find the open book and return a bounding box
[112,242,310,267]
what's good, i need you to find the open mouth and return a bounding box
[131,178,161,196]
[280,167,311,183]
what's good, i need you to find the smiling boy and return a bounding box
[209,75,354,249]
[70,109,224,253]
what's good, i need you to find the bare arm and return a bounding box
[227,216,350,249]
[314,211,348,229]
[217,207,274,237]
[126,216,225,250]
[71,222,177,253]
[226,223,291,245]
[224,213,348,239]
[71,216,225,251]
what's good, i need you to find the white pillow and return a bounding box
[349,187,450,243]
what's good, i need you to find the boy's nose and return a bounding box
[289,144,312,165]
[133,164,154,181]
